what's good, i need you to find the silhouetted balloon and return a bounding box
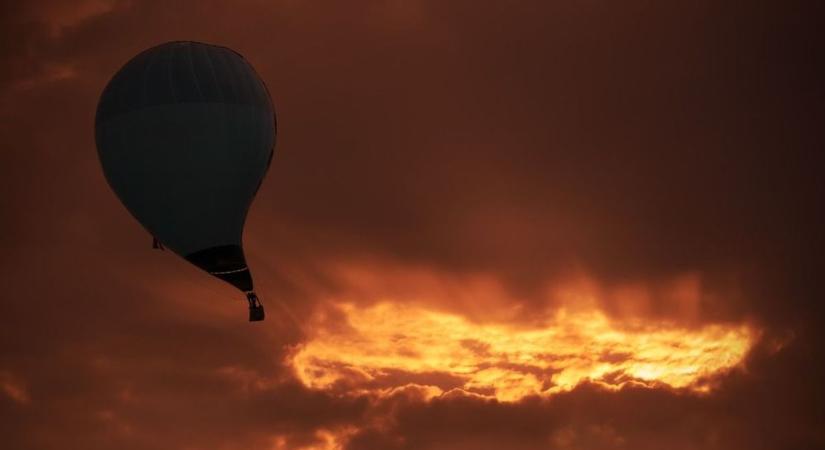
[95,41,275,321]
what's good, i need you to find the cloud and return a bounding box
[290,301,754,401]
[0,371,29,405]
[342,341,825,450]
[0,1,824,449]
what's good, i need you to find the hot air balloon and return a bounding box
[95,41,276,321]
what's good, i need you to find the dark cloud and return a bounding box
[1,1,824,449]
[346,339,825,450]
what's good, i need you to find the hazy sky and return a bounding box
[1,1,824,449]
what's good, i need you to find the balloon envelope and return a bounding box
[95,41,275,319]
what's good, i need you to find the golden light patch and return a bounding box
[269,427,357,450]
[0,371,30,405]
[290,303,755,402]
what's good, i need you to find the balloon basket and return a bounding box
[246,292,265,322]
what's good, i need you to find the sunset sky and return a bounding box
[1,1,824,449]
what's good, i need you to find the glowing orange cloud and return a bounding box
[290,302,755,402]
[269,427,358,450]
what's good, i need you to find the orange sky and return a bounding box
[1,1,824,449]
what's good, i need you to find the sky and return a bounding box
[1,1,824,449]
